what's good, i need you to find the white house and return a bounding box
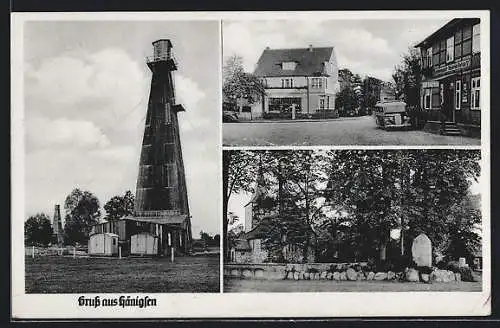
[246,45,340,120]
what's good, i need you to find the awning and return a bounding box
[121,214,188,225]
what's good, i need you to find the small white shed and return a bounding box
[88,233,119,256]
[130,232,158,256]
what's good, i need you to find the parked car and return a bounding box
[374,101,411,129]
[223,110,239,123]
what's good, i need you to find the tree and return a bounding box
[25,213,53,246]
[324,149,481,262]
[335,86,358,115]
[104,190,135,221]
[222,150,258,260]
[222,55,266,113]
[392,48,422,107]
[251,150,329,263]
[63,188,101,245]
[362,76,383,115]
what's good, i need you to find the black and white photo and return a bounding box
[18,20,221,294]
[223,149,483,293]
[222,18,484,146]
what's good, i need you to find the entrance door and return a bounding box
[442,79,455,122]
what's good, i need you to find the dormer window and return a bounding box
[282,62,296,70]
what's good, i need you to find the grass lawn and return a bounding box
[224,277,482,293]
[25,255,220,293]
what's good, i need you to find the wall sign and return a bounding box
[422,81,439,88]
[434,57,471,77]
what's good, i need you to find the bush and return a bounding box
[435,261,447,270]
[417,266,433,275]
[446,261,476,282]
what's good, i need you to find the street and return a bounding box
[223,115,481,146]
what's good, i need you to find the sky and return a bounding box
[23,20,221,237]
[223,19,451,82]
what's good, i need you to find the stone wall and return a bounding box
[224,263,465,284]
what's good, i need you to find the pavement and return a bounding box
[223,115,481,146]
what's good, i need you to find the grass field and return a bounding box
[25,255,220,293]
[224,277,482,293]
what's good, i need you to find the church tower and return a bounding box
[133,39,192,254]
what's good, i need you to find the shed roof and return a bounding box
[253,47,334,77]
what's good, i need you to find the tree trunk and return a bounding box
[222,150,230,262]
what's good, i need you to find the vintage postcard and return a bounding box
[11,10,490,320]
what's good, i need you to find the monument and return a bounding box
[131,39,192,255]
[411,233,432,267]
[52,204,64,246]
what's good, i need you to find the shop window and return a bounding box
[471,77,480,110]
[269,97,302,113]
[472,24,480,53]
[455,80,461,110]
[446,36,454,63]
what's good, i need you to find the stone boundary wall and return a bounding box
[224,263,463,284]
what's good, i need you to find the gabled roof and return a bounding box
[414,18,480,48]
[253,47,334,77]
[232,238,251,251]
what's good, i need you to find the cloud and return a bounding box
[25,48,149,135]
[26,117,110,150]
[223,20,416,82]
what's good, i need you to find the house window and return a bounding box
[446,36,454,62]
[472,23,480,53]
[282,62,296,70]
[471,77,480,110]
[281,78,293,88]
[427,47,433,67]
[423,87,440,109]
[311,78,323,88]
[319,98,325,109]
[455,80,461,110]
[325,78,328,89]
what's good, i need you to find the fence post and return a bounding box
[119,246,122,259]
[171,247,175,263]
[32,246,35,259]
[73,246,76,259]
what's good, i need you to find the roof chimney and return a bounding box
[309,44,313,52]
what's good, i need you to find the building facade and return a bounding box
[415,18,481,137]
[244,45,340,120]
